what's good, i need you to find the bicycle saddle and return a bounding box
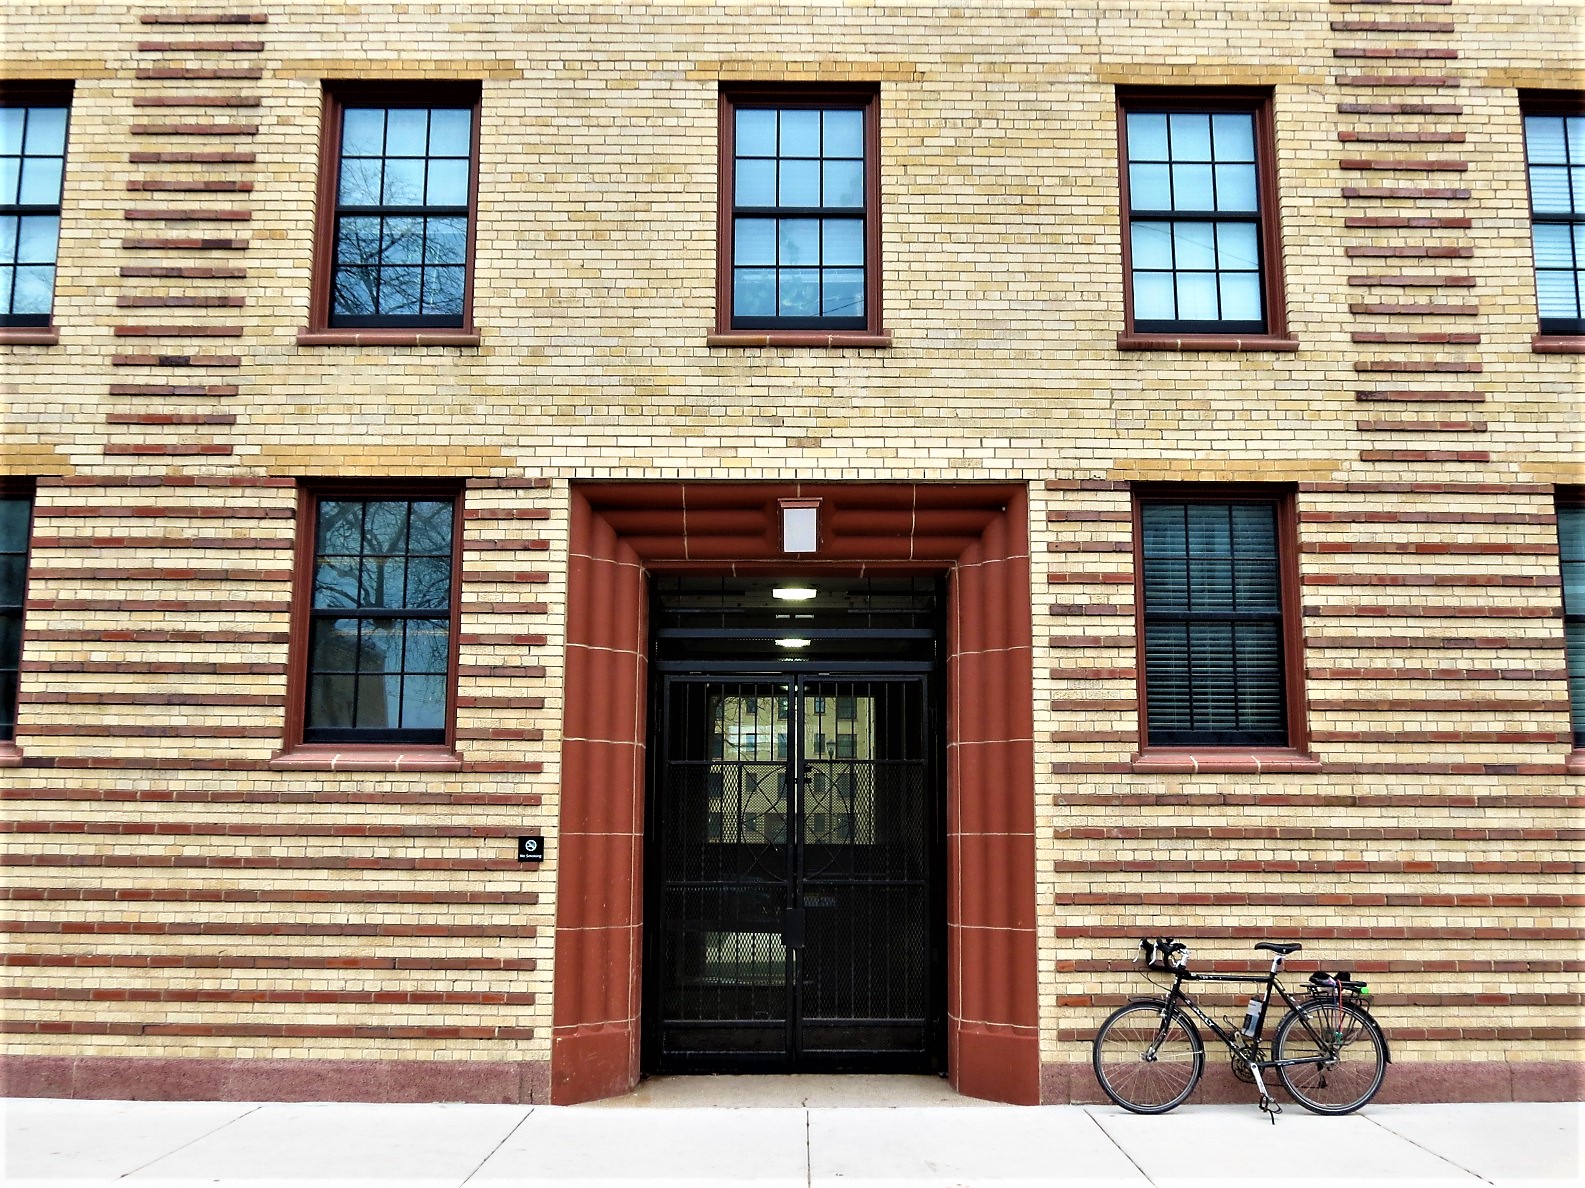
[1255,942,1303,955]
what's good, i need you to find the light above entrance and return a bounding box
[775,637,812,649]
[772,585,818,601]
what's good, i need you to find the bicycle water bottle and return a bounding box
[1241,994,1264,1038]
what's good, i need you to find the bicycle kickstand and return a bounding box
[1259,1095,1282,1124]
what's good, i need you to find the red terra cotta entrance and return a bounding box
[553,482,1037,1104]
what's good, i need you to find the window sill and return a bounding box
[1131,747,1321,775]
[1566,749,1585,776]
[1117,333,1299,352]
[268,744,464,772]
[0,741,23,768]
[0,327,60,346]
[707,330,893,349]
[297,328,481,348]
[1532,335,1585,354]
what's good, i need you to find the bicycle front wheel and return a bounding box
[1273,999,1386,1114]
[1092,1001,1204,1114]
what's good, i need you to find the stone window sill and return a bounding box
[268,744,463,772]
[707,330,893,349]
[1566,749,1585,776]
[1117,333,1299,352]
[1533,335,1585,355]
[0,741,23,768]
[0,327,60,346]
[297,328,481,348]
[1131,747,1322,775]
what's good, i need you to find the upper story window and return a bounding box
[295,489,460,747]
[0,486,33,742]
[1559,498,1585,748]
[308,83,479,338]
[1117,89,1287,345]
[716,86,884,342]
[1134,488,1302,750]
[1522,95,1585,339]
[1,85,70,329]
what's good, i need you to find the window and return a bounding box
[717,86,883,340]
[1,85,70,328]
[1117,90,1286,343]
[1559,499,1585,747]
[1134,489,1301,749]
[295,490,460,746]
[1522,95,1585,338]
[309,84,479,336]
[0,487,32,742]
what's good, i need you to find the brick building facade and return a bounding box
[1,1,1581,1106]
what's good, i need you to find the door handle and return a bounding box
[783,907,806,949]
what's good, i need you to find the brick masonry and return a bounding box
[1,0,1581,1104]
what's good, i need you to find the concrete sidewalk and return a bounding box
[3,1082,1579,1188]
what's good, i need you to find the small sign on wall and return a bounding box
[517,835,546,863]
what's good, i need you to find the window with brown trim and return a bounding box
[1557,495,1585,748]
[1521,93,1585,343]
[1116,89,1290,349]
[305,83,480,343]
[0,482,34,743]
[286,485,462,750]
[1133,486,1305,752]
[715,85,885,344]
[1,83,71,332]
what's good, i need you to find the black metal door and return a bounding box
[649,674,941,1072]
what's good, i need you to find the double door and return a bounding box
[647,673,942,1072]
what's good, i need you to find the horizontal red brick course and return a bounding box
[3,988,539,1006]
[1304,603,1556,619]
[1303,572,1556,587]
[135,67,264,79]
[1305,639,1563,654]
[1047,667,1135,680]
[1333,46,1458,59]
[27,599,283,613]
[1346,216,1471,228]
[1336,74,1461,86]
[1352,331,1480,343]
[113,325,244,337]
[454,664,549,678]
[130,124,259,136]
[1046,571,1131,584]
[457,633,549,646]
[37,503,289,518]
[1336,102,1462,115]
[31,533,283,549]
[455,695,548,709]
[1355,359,1482,371]
[1299,509,1550,524]
[124,208,253,221]
[1311,730,1571,744]
[463,506,553,519]
[464,538,552,552]
[102,444,236,456]
[23,688,284,702]
[1359,448,1490,461]
[3,955,535,971]
[1355,418,1485,431]
[131,96,261,109]
[0,1022,538,1041]
[1052,825,1580,843]
[122,236,250,249]
[1047,602,1132,616]
[3,855,534,872]
[43,475,292,488]
[466,601,550,614]
[1330,21,1455,33]
[111,353,243,366]
[1052,924,1580,942]
[22,658,286,673]
[1303,539,1543,555]
[1307,664,1566,679]
[21,724,279,739]
[1346,247,1474,260]
[116,295,247,307]
[1,787,541,807]
[139,13,269,24]
[107,383,240,396]
[1342,186,1471,199]
[1354,389,1484,402]
[460,477,553,489]
[127,152,255,164]
[1340,158,1468,171]
[1348,274,1476,287]
[101,414,239,426]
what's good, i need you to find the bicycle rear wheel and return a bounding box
[1092,1001,1204,1114]
[1273,999,1386,1114]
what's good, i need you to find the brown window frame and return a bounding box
[0,81,73,346]
[276,481,465,766]
[1520,91,1585,355]
[1130,483,1313,771]
[300,81,482,348]
[1115,88,1294,352]
[711,83,889,348]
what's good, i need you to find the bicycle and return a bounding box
[1091,938,1388,1119]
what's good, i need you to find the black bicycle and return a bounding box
[1091,938,1389,1117]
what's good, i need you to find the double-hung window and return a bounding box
[1558,498,1585,748]
[1135,489,1301,750]
[310,84,479,334]
[1118,90,1285,342]
[0,486,33,743]
[1522,95,1585,339]
[0,85,70,329]
[718,86,882,339]
[296,490,460,747]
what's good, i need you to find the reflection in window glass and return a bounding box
[0,102,68,326]
[1525,111,1585,334]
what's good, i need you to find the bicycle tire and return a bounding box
[1272,999,1386,1114]
[1092,1000,1204,1114]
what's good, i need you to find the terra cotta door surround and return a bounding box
[553,482,1037,1105]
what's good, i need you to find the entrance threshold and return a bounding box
[579,1074,992,1109]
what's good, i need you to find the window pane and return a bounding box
[0,269,11,314]
[1173,222,1216,270]
[821,268,864,317]
[1216,222,1260,270]
[404,619,450,673]
[341,108,385,157]
[1532,222,1573,267]
[1186,504,1232,556]
[1187,622,1237,731]
[1572,167,1585,213]
[778,218,819,265]
[359,557,408,607]
[1211,112,1255,161]
[405,556,452,608]
[378,265,422,314]
[1127,112,1169,161]
[1530,166,1572,214]
[384,108,428,156]
[1525,116,1568,164]
[421,266,463,315]
[338,156,382,206]
[778,268,819,317]
[1559,506,1585,564]
[428,107,471,154]
[735,158,776,207]
[355,673,398,729]
[310,618,359,672]
[11,266,52,315]
[1172,164,1215,212]
[336,215,383,267]
[424,217,467,265]
[735,218,775,265]
[1536,270,1581,318]
[17,157,61,205]
[1130,221,1173,270]
[0,216,15,264]
[0,499,29,549]
[734,268,775,316]
[308,674,356,729]
[425,158,469,206]
[407,500,452,554]
[1233,621,1285,730]
[778,159,819,206]
[381,157,425,205]
[823,109,864,157]
[1144,623,1191,730]
[332,267,377,317]
[1174,271,1219,320]
[1142,556,1188,613]
[781,109,820,156]
[1214,163,1258,212]
[822,159,864,207]
[823,218,864,266]
[358,619,403,676]
[400,676,445,730]
[316,500,363,554]
[1129,163,1170,210]
[1169,112,1213,161]
[382,216,424,264]
[0,554,23,606]
[736,108,777,156]
[0,109,23,156]
[1142,503,1186,556]
[22,107,67,155]
[16,216,58,263]
[1133,271,1175,321]
[0,160,17,205]
[1219,271,1262,322]
[314,557,360,608]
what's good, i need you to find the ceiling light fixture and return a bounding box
[772,585,817,601]
[775,637,812,649]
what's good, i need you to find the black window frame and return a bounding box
[1117,88,1286,340]
[1133,486,1305,751]
[717,84,882,335]
[311,82,481,332]
[0,481,34,742]
[1521,92,1585,339]
[1558,495,1585,748]
[0,83,72,329]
